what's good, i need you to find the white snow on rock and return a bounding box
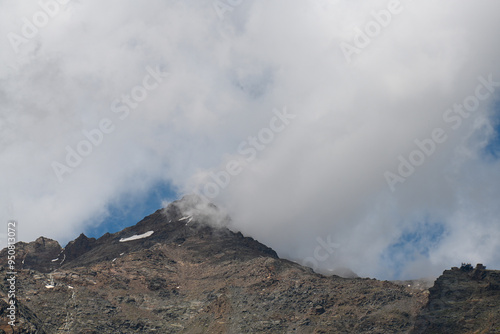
[45,285,55,289]
[51,258,59,262]
[119,231,154,242]
[178,216,191,221]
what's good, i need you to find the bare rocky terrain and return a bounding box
[0,196,499,333]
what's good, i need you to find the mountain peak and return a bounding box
[0,197,275,274]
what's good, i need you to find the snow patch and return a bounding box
[119,231,154,242]
[51,258,59,262]
[45,285,54,289]
[112,258,116,262]
[178,216,191,221]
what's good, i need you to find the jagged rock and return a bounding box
[63,234,97,263]
[412,266,500,333]
[0,237,62,273]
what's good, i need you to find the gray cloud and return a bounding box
[1,0,500,279]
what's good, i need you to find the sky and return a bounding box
[1,0,500,280]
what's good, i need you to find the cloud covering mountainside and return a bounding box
[1,0,500,279]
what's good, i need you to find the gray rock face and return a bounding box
[0,236,62,273]
[63,233,97,263]
[412,265,500,333]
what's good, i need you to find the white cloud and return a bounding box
[1,0,500,279]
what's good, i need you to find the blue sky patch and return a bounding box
[482,102,500,159]
[382,219,447,279]
[82,181,178,241]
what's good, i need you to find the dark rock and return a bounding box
[412,266,500,333]
[314,305,325,315]
[63,233,97,262]
[0,236,62,273]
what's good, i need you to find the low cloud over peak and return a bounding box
[1,0,500,279]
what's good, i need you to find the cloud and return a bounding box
[1,0,500,279]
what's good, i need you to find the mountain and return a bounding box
[0,195,499,333]
[413,265,500,333]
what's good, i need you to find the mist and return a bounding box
[1,0,500,279]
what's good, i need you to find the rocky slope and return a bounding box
[0,196,498,333]
[412,265,500,333]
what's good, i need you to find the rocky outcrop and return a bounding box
[0,237,62,273]
[412,264,500,333]
[63,234,97,263]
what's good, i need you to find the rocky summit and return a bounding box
[0,196,499,333]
